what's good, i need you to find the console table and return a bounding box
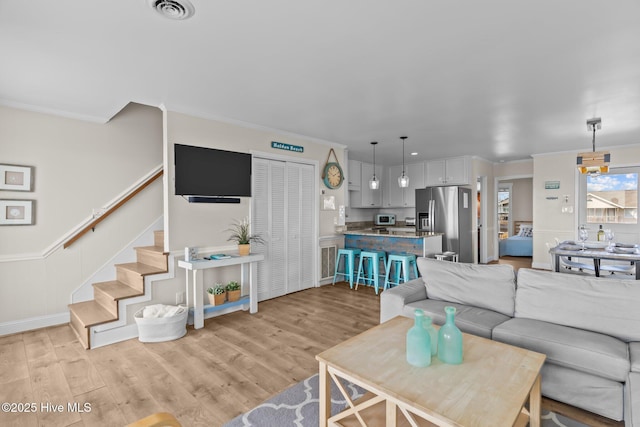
[178,252,264,329]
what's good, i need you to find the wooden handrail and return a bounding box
[63,169,164,249]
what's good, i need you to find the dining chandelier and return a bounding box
[577,118,609,175]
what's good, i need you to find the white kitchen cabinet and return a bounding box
[383,163,424,208]
[348,159,361,191]
[359,162,383,207]
[384,165,404,207]
[425,157,469,186]
[349,161,382,208]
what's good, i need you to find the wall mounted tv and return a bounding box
[174,144,252,202]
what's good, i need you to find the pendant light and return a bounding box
[577,117,610,175]
[369,141,380,190]
[398,136,410,188]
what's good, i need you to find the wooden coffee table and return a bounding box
[316,316,546,427]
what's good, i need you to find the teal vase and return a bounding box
[437,306,463,364]
[406,309,431,367]
[423,315,438,357]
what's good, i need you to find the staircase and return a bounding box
[68,230,168,349]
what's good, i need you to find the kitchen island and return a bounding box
[344,229,442,258]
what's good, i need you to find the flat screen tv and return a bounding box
[174,144,252,198]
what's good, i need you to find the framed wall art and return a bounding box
[0,199,35,225]
[0,164,34,191]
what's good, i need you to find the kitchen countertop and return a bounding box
[344,228,444,238]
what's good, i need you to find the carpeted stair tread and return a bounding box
[68,300,117,327]
[93,280,143,300]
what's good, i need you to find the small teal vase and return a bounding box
[406,309,431,367]
[437,306,463,364]
[423,315,438,357]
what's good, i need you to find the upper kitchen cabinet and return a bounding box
[351,162,383,208]
[348,159,361,191]
[425,157,469,186]
[383,163,424,208]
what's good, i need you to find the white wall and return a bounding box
[164,111,346,251]
[532,145,640,269]
[0,103,163,326]
[145,111,348,307]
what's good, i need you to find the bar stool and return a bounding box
[434,252,459,262]
[355,250,387,295]
[333,248,361,289]
[384,253,419,290]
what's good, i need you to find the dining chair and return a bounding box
[547,241,595,274]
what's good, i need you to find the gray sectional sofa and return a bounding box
[380,257,640,426]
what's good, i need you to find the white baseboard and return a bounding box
[532,261,552,271]
[0,312,69,336]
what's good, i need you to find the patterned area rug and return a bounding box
[223,374,589,427]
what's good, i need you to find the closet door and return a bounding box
[253,158,287,301]
[285,162,315,293]
[298,163,315,291]
[253,157,316,301]
[286,164,301,292]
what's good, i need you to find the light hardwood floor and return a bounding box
[0,283,380,427]
[0,281,622,427]
[493,255,533,271]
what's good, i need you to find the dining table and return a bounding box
[549,241,640,280]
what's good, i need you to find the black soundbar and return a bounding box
[187,196,241,204]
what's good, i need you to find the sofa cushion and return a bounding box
[416,258,516,316]
[515,268,640,342]
[405,299,511,339]
[493,318,630,382]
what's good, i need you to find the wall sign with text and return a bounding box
[271,141,303,153]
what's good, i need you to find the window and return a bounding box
[497,184,511,239]
[585,172,638,224]
[579,168,639,234]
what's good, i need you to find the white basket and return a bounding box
[134,305,188,343]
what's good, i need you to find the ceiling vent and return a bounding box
[148,0,195,20]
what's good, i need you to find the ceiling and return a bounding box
[2,0,640,166]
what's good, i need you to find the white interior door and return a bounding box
[297,163,315,291]
[253,157,316,301]
[253,158,286,301]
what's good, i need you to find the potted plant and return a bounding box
[225,280,241,302]
[226,217,264,256]
[207,284,226,306]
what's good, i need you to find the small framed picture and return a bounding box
[0,164,34,191]
[0,199,35,225]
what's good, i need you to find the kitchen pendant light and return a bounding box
[369,141,380,190]
[577,117,610,175]
[398,136,410,188]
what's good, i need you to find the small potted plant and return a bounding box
[226,281,241,302]
[207,284,226,306]
[226,217,264,256]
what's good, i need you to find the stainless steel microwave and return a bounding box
[375,214,396,226]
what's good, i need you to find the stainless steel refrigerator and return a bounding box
[415,186,473,263]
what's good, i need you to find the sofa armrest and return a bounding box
[626,372,640,426]
[380,278,427,324]
[631,342,640,373]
